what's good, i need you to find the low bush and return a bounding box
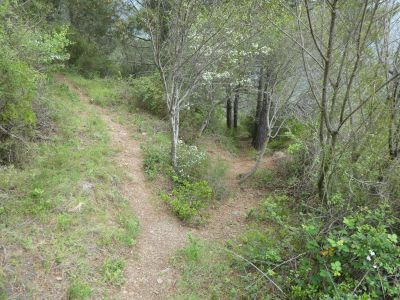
[239,197,400,299]
[291,205,399,299]
[141,133,171,180]
[141,133,227,222]
[203,160,229,201]
[176,140,207,182]
[0,3,70,164]
[173,190,399,299]
[250,168,277,189]
[101,258,126,286]
[127,74,165,116]
[67,281,92,300]
[161,180,212,224]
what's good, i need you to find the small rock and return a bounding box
[233,211,241,217]
[142,132,147,136]
[160,267,171,274]
[55,276,63,281]
[157,278,163,284]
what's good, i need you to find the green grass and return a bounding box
[172,194,296,300]
[66,73,126,107]
[172,235,236,300]
[67,281,92,300]
[0,77,138,298]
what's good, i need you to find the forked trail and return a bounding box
[57,74,275,299]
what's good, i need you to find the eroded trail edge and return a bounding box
[57,74,273,299]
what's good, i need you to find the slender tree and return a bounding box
[297,0,400,201]
[226,85,233,129]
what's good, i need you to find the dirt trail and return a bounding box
[57,74,274,299]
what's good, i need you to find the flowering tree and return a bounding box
[143,0,251,169]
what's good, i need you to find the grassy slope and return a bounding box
[0,77,138,299]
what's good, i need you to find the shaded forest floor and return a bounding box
[58,74,279,299]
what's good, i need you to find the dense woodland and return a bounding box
[0,0,399,299]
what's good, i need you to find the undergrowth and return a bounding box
[173,192,400,299]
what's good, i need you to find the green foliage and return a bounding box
[161,180,212,224]
[292,205,399,299]
[181,234,202,262]
[139,121,228,221]
[64,0,123,77]
[176,140,207,181]
[203,160,229,201]
[0,1,70,163]
[67,281,92,300]
[174,189,399,299]
[250,168,277,189]
[242,198,400,299]
[141,133,172,180]
[127,74,165,116]
[247,194,290,225]
[101,258,126,286]
[270,120,306,151]
[68,32,115,78]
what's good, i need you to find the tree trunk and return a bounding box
[252,67,264,147]
[388,75,399,159]
[170,107,180,170]
[317,132,338,202]
[253,86,269,151]
[233,84,240,129]
[199,109,212,137]
[198,100,221,138]
[239,135,270,184]
[226,86,233,129]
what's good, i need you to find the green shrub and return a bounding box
[239,198,400,299]
[181,234,202,262]
[68,31,116,78]
[176,140,207,182]
[247,194,290,226]
[0,2,69,164]
[0,42,37,163]
[203,160,229,201]
[67,281,92,300]
[251,168,277,189]
[127,74,165,116]
[101,258,126,286]
[291,205,399,299]
[141,133,171,180]
[161,180,212,224]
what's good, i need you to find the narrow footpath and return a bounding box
[57,74,275,299]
